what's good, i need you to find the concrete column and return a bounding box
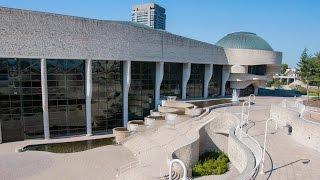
[155,62,164,107]
[203,64,213,98]
[123,61,131,127]
[0,121,2,143]
[41,59,50,140]
[182,63,191,99]
[254,86,259,95]
[221,66,231,96]
[85,59,92,136]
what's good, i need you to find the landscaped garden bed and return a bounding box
[304,99,320,108]
[192,151,229,177]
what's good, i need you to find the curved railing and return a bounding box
[282,98,320,125]
[230,113,263,180]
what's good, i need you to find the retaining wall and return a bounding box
[272,105,320,152]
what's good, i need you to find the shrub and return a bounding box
[192,151,229,177]
[293,85,307,95]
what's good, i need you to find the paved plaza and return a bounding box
[0,97,320,180]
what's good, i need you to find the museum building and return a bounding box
[0,7,282,142]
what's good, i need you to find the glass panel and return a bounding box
[128,61,155,120]
[0,58,44,142]
[187,64,205,99]
[47,59,86,137]
[160,63,182,99]
[208,65,222,97]
[91,60,123,134]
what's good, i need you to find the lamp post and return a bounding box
[260,117,278,174]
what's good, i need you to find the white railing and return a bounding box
[168,159,187,180]
[231,112,262,180]
[282,98,320,125]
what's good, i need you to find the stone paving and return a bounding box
[0,135,135,180]
[1,97,320,180]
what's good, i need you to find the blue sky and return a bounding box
[0,0,319,67]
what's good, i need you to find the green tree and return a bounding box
[297,48,312,82]
[280,63,288,75]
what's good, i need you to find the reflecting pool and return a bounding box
[22,137,115,153]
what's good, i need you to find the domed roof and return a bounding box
[216,32,273,51]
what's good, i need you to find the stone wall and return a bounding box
[171,112,256,179]
[272,105,320,152]
[0,7,227,64]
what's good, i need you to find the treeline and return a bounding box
[297,48,320,85]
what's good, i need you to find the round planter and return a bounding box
[113,127,130,144]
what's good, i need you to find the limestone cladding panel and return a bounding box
[230,65,247,74]
[224,48,282,65]
[0,7,228,64]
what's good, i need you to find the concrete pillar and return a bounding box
[155,62,164,107]
[254,86,259,95]
[182,63,191,99]
[123,61,131,127]
[0,121,2,143]
[204,64,213,98]
[41,59,50,140]
[221,66,231,96]
[85,59,92,136]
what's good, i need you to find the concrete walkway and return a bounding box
[0,135,135,180]
[1,97,320,180]
[247,97,320,180]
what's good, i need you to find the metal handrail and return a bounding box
[283,98,320,125]
[231,113,262,180]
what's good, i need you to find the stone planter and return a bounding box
[127,120,144,132]
[185,108,203,117]
[144,117,156,126]
[113,127,130,144]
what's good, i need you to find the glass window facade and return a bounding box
[47,60,86,137]
[160,63,182,99]
[0,59,43,142]
[208,65,223,97]
[187,64,205,99]
[129,61,155,120]
[92,60,123,134]
[248,65,267,75]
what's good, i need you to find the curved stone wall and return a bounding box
[271,104,320,152]
[170,112,256,179]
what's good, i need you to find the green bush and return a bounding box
[293,85,307,95]
[192,151,229,177]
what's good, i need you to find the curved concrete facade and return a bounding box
[0,6,282,141]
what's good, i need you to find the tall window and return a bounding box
[187,64,205,99]
[129,61,155,120]
[208,65,223,97]
[0,59,43,142]
[161,63,182,99]
[47,60,86,137]
[92,60,123,133]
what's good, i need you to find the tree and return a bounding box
[280,63,288,75]
[297,48,312,82]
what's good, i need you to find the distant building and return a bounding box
[274,68,298,84]
[132,3,166,30]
